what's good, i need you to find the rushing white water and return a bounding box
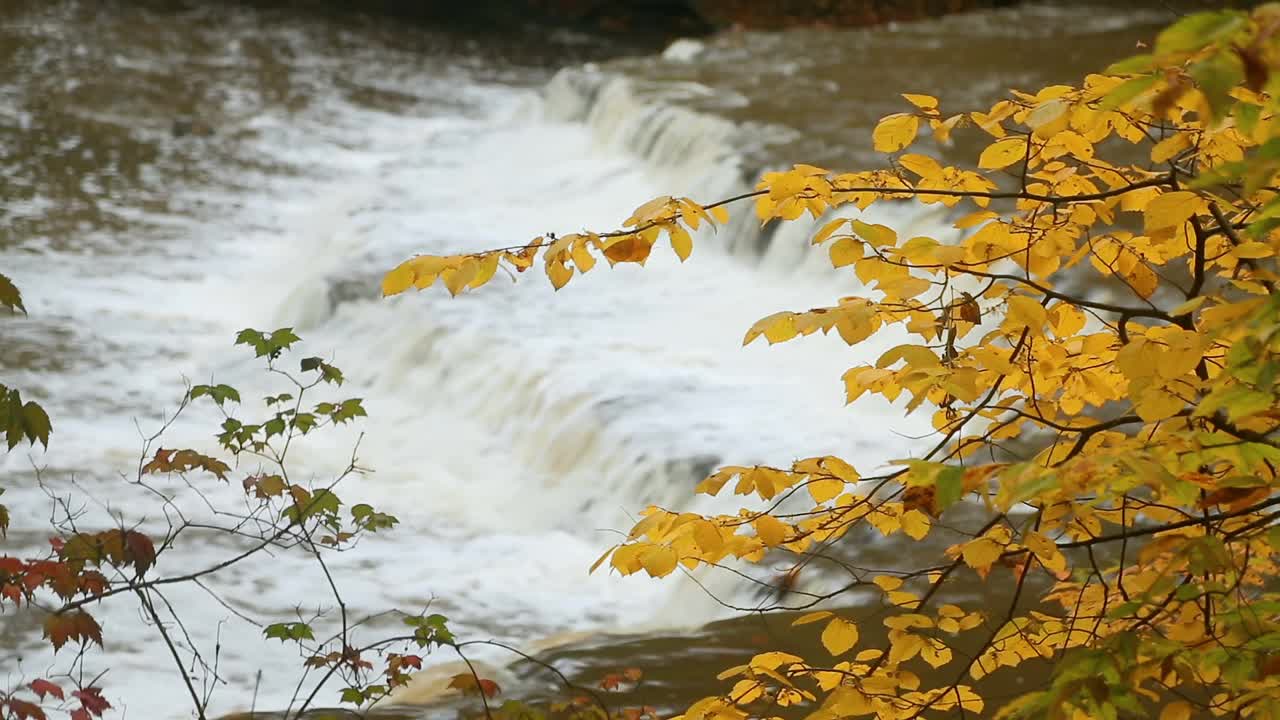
[1,3,1166,716]
[0,46,942,718]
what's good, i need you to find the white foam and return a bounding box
[2,45,958,720]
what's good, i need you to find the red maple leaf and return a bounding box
[71,687,111,717]
[30,678,65,700]
[6,698,47,720]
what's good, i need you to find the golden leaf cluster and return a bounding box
[385,7,1280,719]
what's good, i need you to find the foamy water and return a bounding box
[0,28,936,720]
[0,3,1167,716]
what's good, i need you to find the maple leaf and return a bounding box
[448,673,501,698]
[122,530,157,576]
[71,688,111,717]
[30,679,64,700]
[43,610,103,651]
[6,699,46,720]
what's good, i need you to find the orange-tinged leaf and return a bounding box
[448,673,501,698]
[30,679,64,700]
[601,235,653,264]
[43,610,103,651]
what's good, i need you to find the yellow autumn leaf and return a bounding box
[754,514,788,547]
[828,237,861,268]
[812,218,848,245]
[821,617,859,656]
[807,476,844,504]
[873,575,903,592]
[1124,262,1158,299]
[1023,530,1067,575]
[899,153,943,179]
[470,253,501,288]
[793,611,833,626]
[1134,386,1187,422]
[1005,295,1047,333]
[1143,190,1201,235]
[920,640,953,668]
[382,262,415,297]
[571,238,596,273]
[546,260,573,290]
[669,224,693,262]
[1151,132,1193,163]
[902,93,939,113]
[888,632,926,664]
[873,113,920,153]
[692,520,723,555]
[442,260,478,296]
[1234,241,1275,259]
[977,136,1026,169]
[933,686,984,713]
[901,509,931,540]
[1048,302,1086,337]
[763,314,799,344]
[961,538,1003,572]
[639,545,678,578]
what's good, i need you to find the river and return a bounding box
[0,1,1177,717]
